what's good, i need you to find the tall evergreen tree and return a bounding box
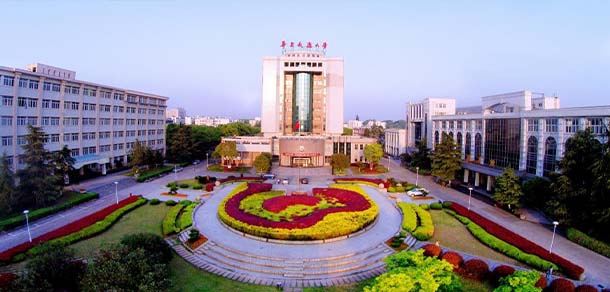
[16,126,60,208]
[430,133,461,183]
[168,125,194,163]
[51,145,75,187]
[0,153,15,217]
[492,167,522,209]
[411,138,432,169]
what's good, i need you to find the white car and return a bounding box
[407,188,429,197]
[281,178,289,185]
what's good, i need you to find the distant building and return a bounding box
[384,128,406,157]
[194,116,232,127]
[406,90,610,192]
[0,63,168,174]
[346,119,363,129]
[365,120,386,129]
[166,107,186,124]
[222,43,376,167]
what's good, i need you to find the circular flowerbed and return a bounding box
[218,183,379,240]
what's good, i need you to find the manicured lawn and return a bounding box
[429,210,524,267]
[460,277,494,292]
[303,277,374,292]
[169,256,276,292]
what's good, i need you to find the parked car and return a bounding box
[300,178,309,184]
[281,178,289,185]
[262,173,276,180]
[407,188,429,197]
[193,160,201,165]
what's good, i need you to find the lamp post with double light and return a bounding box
[114,181,119,204]
[468,187,473,211]
[416,167,420,186]
[549,221,559,254]
[23,210,32,242]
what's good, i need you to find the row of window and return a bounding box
[0,115,166,127]
[527,118,606,134]
[3,130,165,146]
[1,96,165,115]
[435,120,483,130]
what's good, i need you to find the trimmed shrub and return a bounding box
[420,203,430,210]
[440,251,463,270]
[166,182,177,188]
[397,203,417,232]
[188,229,200,243]
[178,203,196,230]
[179,200,193,206]
[388,186,396,192]
[460,259,489,281]
[165,200,177,206]
[412,204,434,240]
[421,244,442,258]
[491,265,516,285]
[162,204,186,236]
[179,183,190,189]
[169,186,178,194]
[442,201,453,208]
[193,184,203,190]
[536,274,547,289]
[546,278,575,292]
[0,192,99,232]
[136,165,174,182]
[567,227,610,259]
[430,202,442,210]
[575,285,599,292]
[205,183,215,192]
[149,198,161,205]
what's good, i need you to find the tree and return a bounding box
[492,167,522,209]
[22,242,85,292]
[330,153,350,171]
[494,270,542,292]
[16,125,60,208]
[411,138,432,170]
[129,139,147,172]
[365,249,460,292]
[120,233,173,265]
[522,177,552,209]
[0,153,15,217]
[430,133,461,183]
[364,125,384,142]
[364,143,384,170]
[399,152,412,166]
[167,124,195,163]
[51,145,74,187]
[342,127,353,136]
[213,141,238,166]
[253,152,272,173]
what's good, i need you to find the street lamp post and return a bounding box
[206,153,209,170]
[174,164,177,181]
[415,167,420,186]
[23,210,32,242]
[114,181,119,204]
[549,221,559,254]
[468,187,473,211]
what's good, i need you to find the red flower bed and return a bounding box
[459,259,489,281]
[575,285,599,292]
[332,178,390,188]
[448,202,585,280]
[491,265,516,285]
[547,278,575,292]
[441,251,464,270]
[224,183,372,229]
[0,196,141,262]
[536,274,548,289]
[205,182,215,192]
[0,273,17,289]
[421,244,442,258]
[219,176,264,184]
[262,195,321,213]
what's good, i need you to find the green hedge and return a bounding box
[397,203,417,232]
[567,228,610,258]
[162,204,186,236]
[444,209,558,271]
[178,203,196,230]
[136,166,174,182]
[0,192,99,232]
[27,198,147,256]
[430,202,442,210]
[412,204,434,240]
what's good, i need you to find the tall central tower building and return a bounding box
[261,47,344,137]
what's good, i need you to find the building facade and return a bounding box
[0,63,168,174]
[166,107,186,124]
[407,90,609,191]
[384,128,406,157]
[406,98,456,148]
[222,43,376,168]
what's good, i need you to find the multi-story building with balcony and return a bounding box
[406,90,609,192]
[0,63,168,175]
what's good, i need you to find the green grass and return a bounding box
[459,277,494,292]
[70,203,171,257]
[428,209,524,267]
[169,254,277,292]
[303,277,375,292]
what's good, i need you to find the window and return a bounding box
[71,133,79,141]
[42,117,50,126]
[100,118,110,125]
[545,119,558,132]
[138,130,146,136]
[17,116,27,126]
[2,136,12,146]
[113,131,124,138]
[27,98,37,108]
[18,78,28,88]
[157,129,164,135]
[27,116,37,126]
[148,130,155,135]
[65,85,80,95]
[82,118,96,126]
[528,119,539,132]
[63,117,79,126]
[526,136,538,174]
[50,117,60,126]
[1,116,12,126]
[544,137,557,176]
[83,132,96,140]
[113,143,124,150]
[51,83,61,92]
[51,134,59,143]
[71,148,80,157]
[51,100,60,109]
[83,103,96,111]
[127,107,136,113]
[18,97,27,107]
[100,145,111,152]
[2,96,13,106]
[83,88,96,97]
[29,80,38,89]
[17,135,27,145]
[138,108,146,114]
[126,119,135,125]
[476,120,483,130]
[113,106,124,113]
[137,119,146,125]
[3,76,15,86]
[565,119,579,133]
[4,156,13,166]
[149,109,156,115]
[42,99,51,108]
[43,82,52,91]
[587,118,605,134]
[126,130,136,137]
[100,105,111,112]
[113,118,124,126]
[114,93,124,100]
[64,101,79,110]
[101,91,111,99]
[100,131,111,139]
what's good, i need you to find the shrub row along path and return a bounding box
[188,183,401,288]
[384,157,610,287]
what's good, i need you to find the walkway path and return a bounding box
[384,158,610,287]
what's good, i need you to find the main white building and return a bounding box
[0,63,168,175]
[406,90,610,191]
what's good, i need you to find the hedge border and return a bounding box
[162,204,187,236]
[136,165,174,182]
[566,227,610,259]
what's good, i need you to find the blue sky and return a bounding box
[1,1,609,120]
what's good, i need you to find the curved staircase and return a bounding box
[171,229,399,288]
